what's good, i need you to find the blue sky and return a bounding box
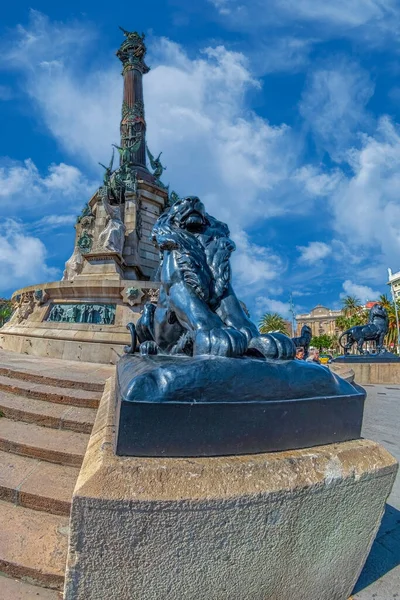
[1,1,400,319]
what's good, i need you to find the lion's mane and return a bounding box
[368,304,389,333]
[152,200,235,309]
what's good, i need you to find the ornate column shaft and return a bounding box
[116,29,150,168]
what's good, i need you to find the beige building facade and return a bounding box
[388,268,400,300]
[296,304,343,337]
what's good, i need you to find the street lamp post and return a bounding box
[388,268,400,355]
[289,293,296,337]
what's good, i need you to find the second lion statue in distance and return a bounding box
[128,196,295,360]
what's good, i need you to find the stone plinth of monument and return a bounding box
[0,279,159,364]
[334,351,400,363]
[332,358,400,385]
[64,377,398,600]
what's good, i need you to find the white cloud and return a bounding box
[252,37,317,75]
[209,1,400,80]
[30,214,77,234]
[0,220,58,291]
[297,241,331,264]
[231,230,285,289]
[211,0,234,15]
[209,0,400,44]
[36,215,76,226]
[277,0,398,28]
[2,11,120,168]
[293,165,343,196]
[145,38,317,229]
[331,117,400,268]
[341,280,380,304]
[0,158,94,216]
[254,296,292,319]
[299,58,375,161]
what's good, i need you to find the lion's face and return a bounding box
[370,304,387,320]
[169,196,207,232]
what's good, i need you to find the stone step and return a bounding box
[0,574,62,599]
[0,419,88,467]
[0,450,78,516]
[0,391,96,434]
[0,500,67,590]
[0,349,113,392]
[0,365,105,392]
[0,375,100,409]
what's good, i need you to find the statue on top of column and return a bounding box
[116,27,150,74]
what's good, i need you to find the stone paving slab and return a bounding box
[353,384,400,599]
[0,574,62,599]
[0,500,68,589]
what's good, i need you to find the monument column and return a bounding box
[116,28,149,168]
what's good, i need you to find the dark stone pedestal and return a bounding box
[334,352,400,363]
[115,355,365,457]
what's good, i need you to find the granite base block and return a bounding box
[334,352,400,363]
[64,378,398,600]
[115,355,365,457]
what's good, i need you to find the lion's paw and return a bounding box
[194,327,248,357]
[248,333,296,360]
[139,341,159,356]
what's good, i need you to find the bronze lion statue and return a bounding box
[292,324,312,359]
[339,303,389,355]
[134,196,295,360]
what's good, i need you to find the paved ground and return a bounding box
[352,384,400,600]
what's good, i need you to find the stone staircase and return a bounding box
[0,350,112,599]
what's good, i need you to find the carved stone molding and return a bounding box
[121,286,144,307]
[143,288,159,305]
[11,291,35,323]
[34,289,49,306]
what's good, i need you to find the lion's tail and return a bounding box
[339,331,349,349]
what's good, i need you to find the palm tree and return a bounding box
[342,295,362,317]
[259,312,290,335]
[379,294,391,310]
[335,315,353,332]
[339,295,368,328]
[379,294,399,350]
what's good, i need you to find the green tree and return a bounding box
[379,294,391,311]
[259,312,289,335]
[0,300,12,327]
[336,295,368,332]
[342,295,361,317]
[311,334,335,352]
[335,315,352,332]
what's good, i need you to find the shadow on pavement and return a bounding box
[353,504,400,594]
